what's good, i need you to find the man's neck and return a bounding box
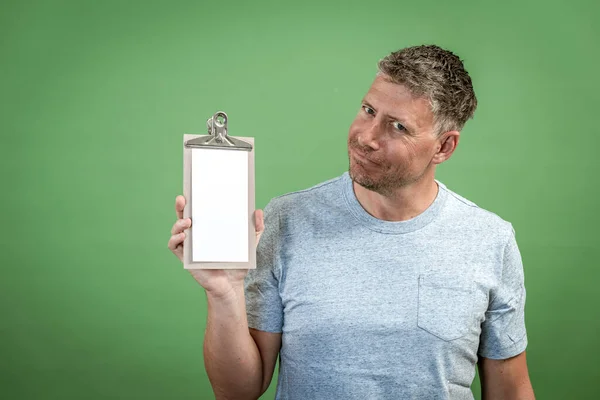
[352,174,439,222]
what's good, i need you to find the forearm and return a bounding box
[479,354,535,400]
[204,285,263,400]
[481,381,535,400]
[481,384,535,400]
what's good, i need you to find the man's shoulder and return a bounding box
[264,174,344,214]
[438,181,514,236]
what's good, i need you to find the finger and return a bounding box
[175,195,186,219]
[168,232,186,251]
[171,218,192,235]
[255,209,264,233]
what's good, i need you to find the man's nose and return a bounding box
[357,119,384,150]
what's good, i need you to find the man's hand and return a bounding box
[168,195,265,297]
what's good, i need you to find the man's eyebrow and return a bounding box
[361,99,375,109]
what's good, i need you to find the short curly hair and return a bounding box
[377,45,478,135]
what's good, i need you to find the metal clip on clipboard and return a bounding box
[184,111,253,151]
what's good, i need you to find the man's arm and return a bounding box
[250,328,282,394]
[478,352,535,400]
[203,287,282,400]
[478,227,533,399]
[168,198,282,400]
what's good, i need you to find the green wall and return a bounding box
[2,0,598,398]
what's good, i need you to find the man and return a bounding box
[168,45,535,399]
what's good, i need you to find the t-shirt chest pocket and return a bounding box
[417,274,475,341]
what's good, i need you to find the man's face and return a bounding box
[347,74,442,195]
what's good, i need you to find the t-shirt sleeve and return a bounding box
[244,200,284,333]
[478,227,528,359]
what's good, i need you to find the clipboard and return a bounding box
[182,111,256,270]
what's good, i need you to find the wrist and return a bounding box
[205,283,245,303]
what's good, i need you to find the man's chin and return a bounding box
[349,168,380,191]
[349,167,401,196]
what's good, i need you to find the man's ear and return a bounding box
[432,131,460,164]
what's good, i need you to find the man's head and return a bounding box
[348,45,477,195]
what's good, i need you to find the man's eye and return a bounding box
[393,122,406,131]
[362,106,375,115]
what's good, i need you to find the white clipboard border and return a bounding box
[182,131,256,270]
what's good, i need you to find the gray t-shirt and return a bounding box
[245,172,528,400]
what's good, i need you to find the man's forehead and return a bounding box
[366,75,426,104]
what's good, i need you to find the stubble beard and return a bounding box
[348,157,426,197]
[349,160,403,197]
[347,138,423,196]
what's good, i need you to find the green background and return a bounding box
[1,0,598,398]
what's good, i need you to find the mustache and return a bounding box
[349,140,383,165]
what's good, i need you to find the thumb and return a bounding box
[255,209,265,244]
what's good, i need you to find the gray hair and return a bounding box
[377,45,478,135]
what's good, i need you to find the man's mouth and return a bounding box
[353,149,380,166]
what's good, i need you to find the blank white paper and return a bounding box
[191,148,249,263]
